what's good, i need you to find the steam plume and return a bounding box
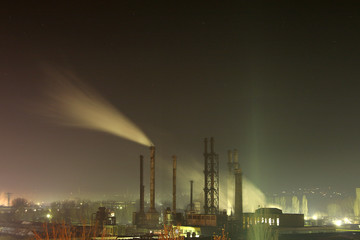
[38,66,153,147]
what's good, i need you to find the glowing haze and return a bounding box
[0,193,8,206]
[223,176,266,213]
[38,66,153,147]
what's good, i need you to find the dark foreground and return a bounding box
[280,231,360,240]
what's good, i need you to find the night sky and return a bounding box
[1,2,360,203]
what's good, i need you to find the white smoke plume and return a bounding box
[220,176,266,213]
[38,66,153,147]
[242,177,266,212]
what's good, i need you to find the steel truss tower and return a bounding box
[204,137,219,214]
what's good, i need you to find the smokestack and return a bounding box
[190,180,194,212]
[204,138,208,154]
[227,150,233,173]
[140,155,145,214]
[149,146,156,212]
[172,155,177,214]
[210,137,215,213]
[210,137,214,153]
[204,138,208,214]
[227,150,233,215]
[233,149,239,170]
[234,168,243,223]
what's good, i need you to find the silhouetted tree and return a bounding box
[11,198,29,221]
[61,200,76,224]
[12,198,28,209]
[50,201,62,222]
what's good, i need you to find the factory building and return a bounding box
[243,208,304,228]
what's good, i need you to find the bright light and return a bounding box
[343,217,351,224]
[46,214,52,219]
[334,219,342,226]
[312,215,318,220]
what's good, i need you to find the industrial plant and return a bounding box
[130,137,305,239]
[2,137,358,240]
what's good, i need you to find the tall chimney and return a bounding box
[204,138,208,154]
[149,146,156,212]
[140,155,145,214]
[227,150,233,215]
[190,180,194,212]
[235,168,243,224]
[227,150,233,173]
[210,137,215,212]
[210,137,214,154]
[204,138,208,214]
[172,155,177,214]
[233,149,239,170]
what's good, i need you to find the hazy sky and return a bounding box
[1,2,360,203]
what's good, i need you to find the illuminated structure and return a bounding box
[227,150,233,214]
[354,188,360,217]
[146,146,159,227]
[234,167,243,222]
[203,137,219,214]
[243,208,304,228]
[94,207,117,236]
[227,148,243,237]
[172,155,177,214]
[227,149,239,216]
